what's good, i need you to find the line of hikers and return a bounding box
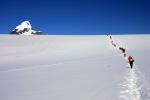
[107,34,134,69]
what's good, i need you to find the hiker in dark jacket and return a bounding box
[119,47,125,53]
[110,36,112,39]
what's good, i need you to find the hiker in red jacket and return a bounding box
[128,56,134,69]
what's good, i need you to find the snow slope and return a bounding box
[0,35,150,100]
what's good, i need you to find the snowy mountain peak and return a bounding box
[16,21,32,31]
[10,21,43,35]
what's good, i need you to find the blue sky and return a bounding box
[0,0,150,35]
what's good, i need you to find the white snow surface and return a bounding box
[0,35,150,100]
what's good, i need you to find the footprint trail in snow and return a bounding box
[119,66,150,100]
[107,35,150,100]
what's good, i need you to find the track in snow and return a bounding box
[108,35,150,100]
[119,65,150,100]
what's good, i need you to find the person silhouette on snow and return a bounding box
[119,47,125,53]
[128,56,134,69]
[107,35,134,69]
[110,36,112,39]
[112,42,116,47]
[119,47,126,57]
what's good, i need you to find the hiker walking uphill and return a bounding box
[107,34,135,69]
[119,47,125,53]
[128,56,134,69]
[108,35,117,47]
[119,47,126,57]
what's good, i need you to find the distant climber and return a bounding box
[128,56,134,69]
[119,47,126,53]
[119,47,126,56]
[112,42,117,47]
[107,35,135,69]
[124,53,126,57]
[110,36,112,39]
